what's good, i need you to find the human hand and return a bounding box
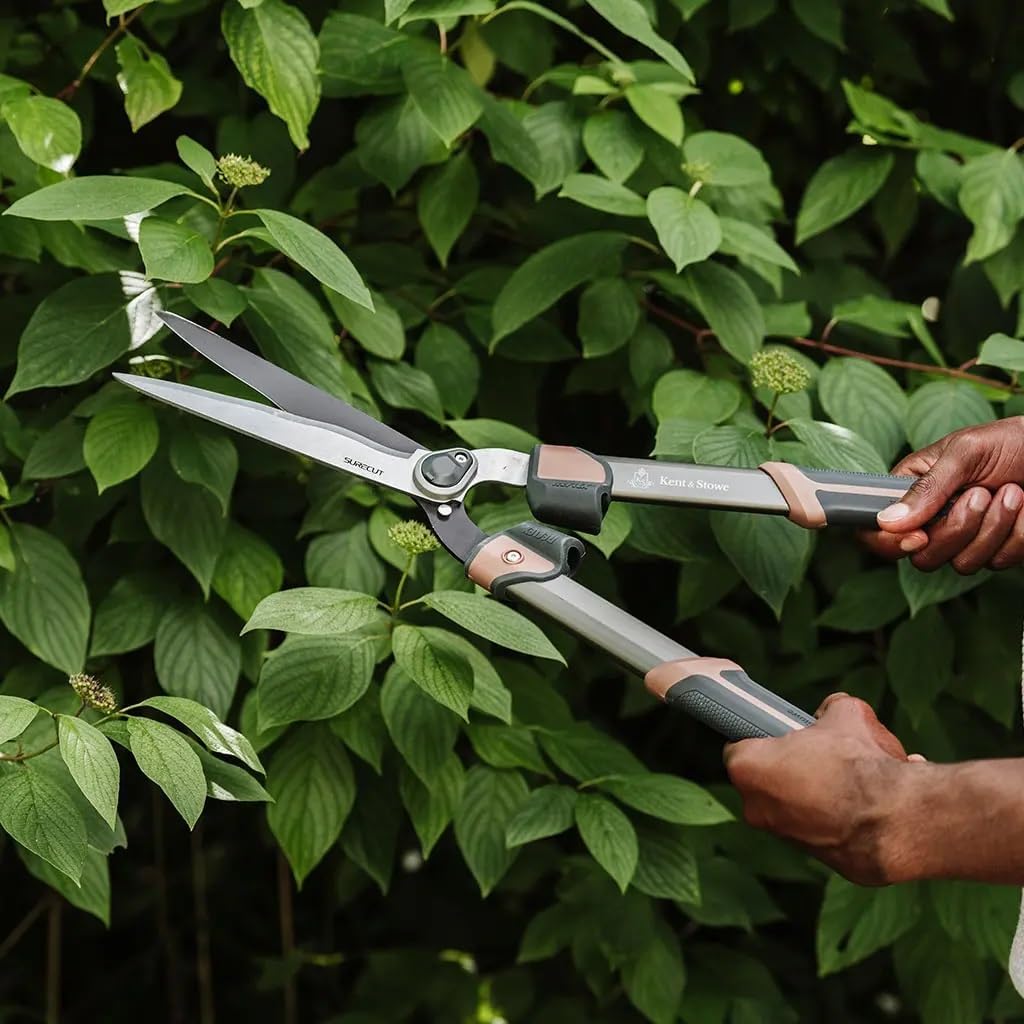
[861,417,1024,573]
[723,695,926,885]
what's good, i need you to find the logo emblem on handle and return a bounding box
[629,467,652,490]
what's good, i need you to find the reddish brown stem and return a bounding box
[57,8,144,100]
[643,299,1019,394]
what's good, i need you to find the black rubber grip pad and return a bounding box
[663,669,814,740]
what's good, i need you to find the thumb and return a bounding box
[876,452,963,532]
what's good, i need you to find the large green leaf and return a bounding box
[818,358,908,464]
[795,148,894,244]
[0,524,90,674]
[221,0,321,149]
[575,792,638,893]
[127,717,207,829]
[905,380,994,449]
[115,36,183,131]
[138,217,213,284]
[3,96,81,173]
[0,696,41,744]
[453,765,528,895]
[583,110,645,183]
[380,666,460,784]
[325,288,405,360]
[598,773,732,825]
[244,587,379,636]
[505,785,577,846]
[683,132,771,187]
[212,523,284,621]
[266,723,355,885]
[398,755,464,857]
[646,189,721,272]
[959,149,1024,263]
[5,176,194,221]
[677,261,765,363]
[402,44,484,146]
[392,624,474,718]
[418,151,479,266]
[83,401,159,492]
[585,0,693,79]
[57,716,120,829]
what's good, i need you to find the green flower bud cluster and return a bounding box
[388,520,440,556]
[69,673,117,714]
[216,153,271,189]
[750,348,811,395]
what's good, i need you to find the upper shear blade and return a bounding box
[113,373,426,496]
[156,311,420,455]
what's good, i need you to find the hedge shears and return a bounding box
[116,312,919,742]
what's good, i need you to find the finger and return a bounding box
[814,692,850,718]
[909,487,991,572]
[859,528,928,561]
[991,507,1024,570]
[876,449,973,532]
[722,737,765,766]
[949,483,1022,575]
[889,443,943,479]
[814,695,908,758]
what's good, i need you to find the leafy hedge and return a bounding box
[1,1,1024,1022]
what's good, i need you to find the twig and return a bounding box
[643,299,1020,393]
[192,823,216,1024]
[45,895,61,1024]
[0,898,47,960]
[57,8,145,101]
[277,851,298,1024]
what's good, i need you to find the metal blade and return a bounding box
[157,311,420,455]
[114,374,427,495]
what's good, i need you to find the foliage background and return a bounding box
[2,0,1024,1022]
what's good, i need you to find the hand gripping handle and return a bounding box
[759,463,915,529]
[644,657,815,740]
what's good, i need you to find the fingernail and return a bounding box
[970,489,989,512]
[1005,488,1023,512]
[900,534,927,553]
[907,753,928,763]
[877,502,910,524]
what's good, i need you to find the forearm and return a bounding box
[885,759,1024,884]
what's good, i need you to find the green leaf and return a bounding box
[83,401,159,492]
[5,176,194,221]
[168,421,238,515]
[196,744,271,803]
[254,209,371,310]
[683,131,772,186]
[0,524,90,674]
[90,571,173,657]
[791,0,844,47]
[894,926,987,1024]
[0,696,39,744]
[128,717,207,829]
[243,587,379,636]
[905,380,994,449]
[176,135,217,192]
[795,148,894,244]
[505,785,577,846]
[325,288,404,360]
[183,278,247,327]
[712,512,811,618]
[266,723,355,885]
[959,149,1024,263]
[625,84,683,145]
[818,569,908,632]
[305,524,385,597]
[398,756,464,857]
[154,600,241,719]
[415,324,480,417]
[646,189,721,272]
[915,0,953,15]
[492,232,628,342]
[357,95,448,193]
[57,717,120,829]
[623,922,685,1024]
[631,819,700,902]
[678,261,765,363]
[381,666,460,784]
[244,268,350,400]
[468,722,548,773]
[887,606,953,726]
[370,360,444,421]
[138,217,213,284]
[418,150,479,265]
[221,0,321,149]
[402,44,484,146]
[422,591,564,661]
[2,96,81,173]
[454,765,529,895]
[977,332,1024,372]
[20,845,110,925]
[558,173,646,217]
[898,560,990,617]
[578,277,640,357]
[392,624,474,719]
[257,634,377,730]
[141,460,227,597]
[446,418,539,451]
[585,0,694,80]
[212,523,284,621]
[8,273,158,396]
[818,358,908,464]
[786,418,888,474]
[583,110,645,183]
[931,880,1019,963]
[818,875,920,975]
[598,773,733,825]
[652,369,741,423]
[138,695,262,773]
[115,36,183,131]
[718,218,798,273]
[0,762,87,883]
[575,792,638,893]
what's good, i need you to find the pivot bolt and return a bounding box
[437,504,452,518]
[502,549,523,564]
[454,452,469,464]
